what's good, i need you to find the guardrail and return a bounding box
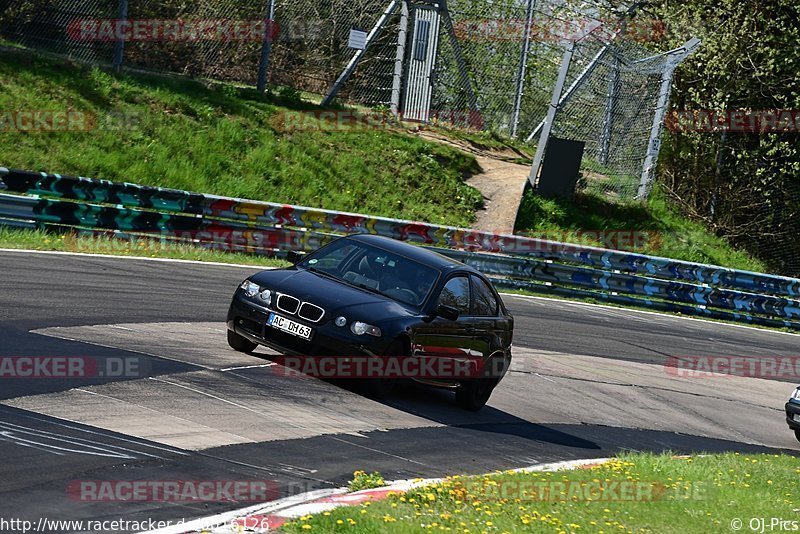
[2,166,800,331]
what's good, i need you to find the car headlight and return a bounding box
[792,388,800,401]
[351,321,381,337]
[240,280,261,298]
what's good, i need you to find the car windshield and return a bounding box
[297,239,439,307]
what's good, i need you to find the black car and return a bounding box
[786,386,800,442]
[227,234,514,410]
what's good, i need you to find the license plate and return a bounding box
[794,414,800,422]
[268,313,313,340]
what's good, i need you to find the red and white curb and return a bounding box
[142,458,613,534]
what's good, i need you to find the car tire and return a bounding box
[361,339,403,399]
[795,429,800,443]
[456,378,496,411]
[227,329,258,353]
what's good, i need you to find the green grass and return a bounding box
[514,185,767,272]
[0,226,286,267]
[0,49,482,226]
[281,452,800,533]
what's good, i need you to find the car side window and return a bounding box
[438,276,471,315]
[471,276,499,316]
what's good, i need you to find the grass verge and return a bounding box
[281,452,799,533]
[514,186,767,273]
[0,48,482,226]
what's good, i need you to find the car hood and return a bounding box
[249,268,418,323]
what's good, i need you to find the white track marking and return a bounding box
[0,247,274,269]
[220,363,277,372]
[0,406,190,456]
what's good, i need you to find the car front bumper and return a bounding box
[785,399,800,430]
[227,293,387,358]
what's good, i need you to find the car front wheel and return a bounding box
[227,329,258,353]
[361,339,404,399]
[795,429,800,443]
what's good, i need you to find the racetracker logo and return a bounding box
[67,480,280,502]
[274,110,484,132]
[0,110,141,132]
[67,18,279,42]
[665,356,800,379]
[0,356,146,378]
[463,479,709,502]
[271,355,505,380]
[515,230,660,252]
[666,110,800,133]
[453,17,667,43]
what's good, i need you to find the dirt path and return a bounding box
[413,130,531,235]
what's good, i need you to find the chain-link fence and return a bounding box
[532,36,696,200]
[0,0,684,203]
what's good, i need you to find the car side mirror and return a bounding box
[286,250,303,265]
[435,305,460,321]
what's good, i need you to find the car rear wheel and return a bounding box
[456,378,496,411]
[227,329,258,353]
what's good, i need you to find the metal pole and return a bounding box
[636,38,701,200]
[526,44,610,142]
[636,60,675,199]
[112,0,128,71]
[528,41,574,189]
[257,0,276,92]
[391,1,410,116]
[510,0,535,137]
[439,0,480,124]
[322,0,401,106]
[710,130,727,222]
[599,51,620,165]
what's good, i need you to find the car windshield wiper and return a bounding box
[353,282,384,296]
[302,265,338,280]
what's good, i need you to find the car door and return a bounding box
[411,274,481,382]
[469,274,508,377]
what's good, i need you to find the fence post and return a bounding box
[525,43,610,143]
[391,1,410,116]
[599,51,620,166]
[636,37,701,200]
[439,0,480,125]
[257,0,276,92]
[527,41,574,188]
[510,0,536,138]
[112,0,128,71]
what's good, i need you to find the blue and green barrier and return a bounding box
[3,167,799,299]
[2,166,800,330]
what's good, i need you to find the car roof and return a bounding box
[345,234,476,274]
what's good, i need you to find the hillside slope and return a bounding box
[0,49,482,227]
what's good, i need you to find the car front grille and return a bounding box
[298,302,325,323]
[275,293,325,323]
[276,294,301,314]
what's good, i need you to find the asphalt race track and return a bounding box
[1,249,798,532]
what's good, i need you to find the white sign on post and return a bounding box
[348,28,368,50]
